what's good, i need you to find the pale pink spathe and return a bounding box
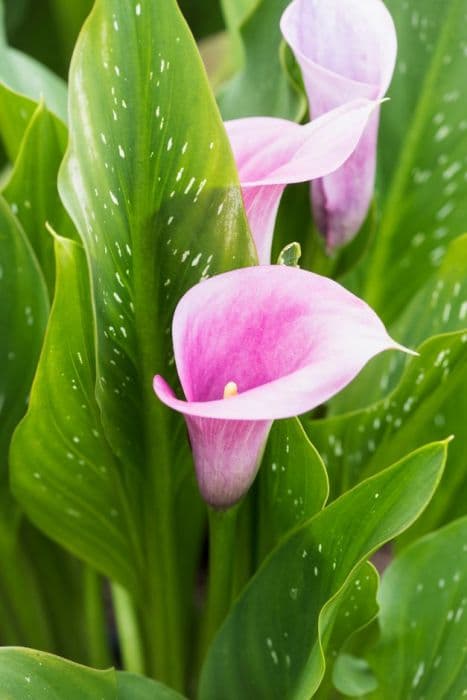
[154,266,408,508]
[225,99,377,264]
[281,0,397,250]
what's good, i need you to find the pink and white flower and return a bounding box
[154,266,408,508]
[281,0,397,250]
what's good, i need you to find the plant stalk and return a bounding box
[111,582,145,674]
[84,568,112,669]
[198,505,239,668]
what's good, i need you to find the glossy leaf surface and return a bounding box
[315,562,379,700]
[11,237,142,594]
[12,0,255,684]
[367,517,467,699]
[257,417,328,560]
[364,0,467,323]
[2,101,74,293]
[199,442,447,699]
[0,195,48,529]
[0,648,114,699]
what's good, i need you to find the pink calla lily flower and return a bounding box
[281,0,397,250]
[154,266,409,508]
[225,98,377,264]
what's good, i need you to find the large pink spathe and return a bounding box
[225,99,377,264]
[154,266,408,508]
[281,0,397,250]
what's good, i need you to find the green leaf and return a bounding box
[2,101,75,294]
[0,5,67,159]
[322,236,467,543]
[257,417,328,560]
[276,241,301,267]
[0,183,96,661]
[12,0,255,685]
[332,654,378,698]
[0,2,67,117]
[332,233,467,414]
[0,647,115,699]
[0,649,189,700]
[11,236,142,594]
[199,441,447,699]
[218,0,305,119]
[117,672,187,699]
[366,517,467,699]
[0,195,48,527]
[315,562,379,700]
[363,0,467,323]
[57,0,255,470]
[308,331,466,502]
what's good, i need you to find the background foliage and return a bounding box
[0,0,465,697]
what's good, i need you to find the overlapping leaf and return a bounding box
[257,417,328,561]
[218,0,304,119]
[199,442,447,699]
[117,672,187,699]
[11,0,255,684]
[57,0,255,469]
[308,331,466,504]
[2,101,74,293]
[0,648,114,700]
[314,563,379,700]
[332,234,467,413]
[318,236,467,542]
[362,0,467,323]
[366,517,467,698]
[0,195,48,533]
[0,648,186,699]
[11,237,142,594]
[0,4,67,159]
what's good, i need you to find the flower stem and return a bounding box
[111,583,145,674]
[84,568,112,669]
[198,505,239,666]
[139,401,187,689]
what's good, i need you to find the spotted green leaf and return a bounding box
[315,562,379,700]
[0,195,48,532]
[0,648,114,699]
[333,233,467,414]
[323,235,467,542]
[0,169,99,662]
[0,647,189,699]
[12,0,254,685]
[11,236,143,594]
[199,441,447,699]
[307,330,466,543]
[363,0,467,324]
[257,417,328,560]
[57,0,254,470]
[366,517,467,699]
